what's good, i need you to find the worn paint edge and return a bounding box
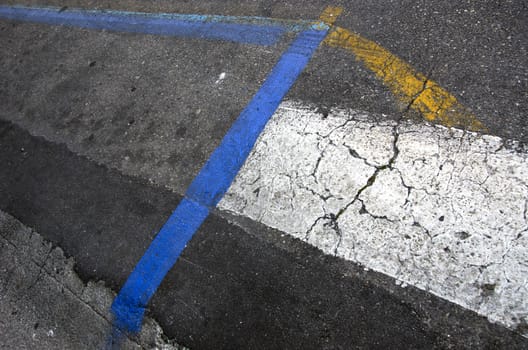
[0,5,487,131]
[324,26,487,131]
[0,5,326,46]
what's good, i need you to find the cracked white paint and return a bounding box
[219,101,528,333]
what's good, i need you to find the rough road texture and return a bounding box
[0,210,185,349]
[2,117,527,348]
[220,101,528,334]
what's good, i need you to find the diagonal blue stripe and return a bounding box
[110,27,328,334]
[111,198,209,333]
[185,29,328,206]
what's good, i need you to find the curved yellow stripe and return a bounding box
[324,26,486,131]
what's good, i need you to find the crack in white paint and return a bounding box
[219,101,528,334]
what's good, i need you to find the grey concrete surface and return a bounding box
[0,0,527,348]
[0,210,185,349]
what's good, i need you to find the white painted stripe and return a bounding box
[219,101,528,332]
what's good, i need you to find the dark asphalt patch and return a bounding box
[1,119,527,349]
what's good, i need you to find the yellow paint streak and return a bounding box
[324,26,486,131]
[319,6,343,25]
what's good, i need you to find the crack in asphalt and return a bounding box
[219,102,528,334]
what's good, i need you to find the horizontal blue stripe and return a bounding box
[111,27,329,334]
[0,5,325,46]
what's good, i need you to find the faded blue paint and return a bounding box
[0,5,325,45]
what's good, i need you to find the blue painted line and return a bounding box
[111,27,329,333]
[185,29,329,206]
[0,5,325,46]
[111,198,209,332]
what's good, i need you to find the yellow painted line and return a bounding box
[324,26,486,131]
[319,6,343,25]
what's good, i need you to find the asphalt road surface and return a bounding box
[1,1,527,349]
